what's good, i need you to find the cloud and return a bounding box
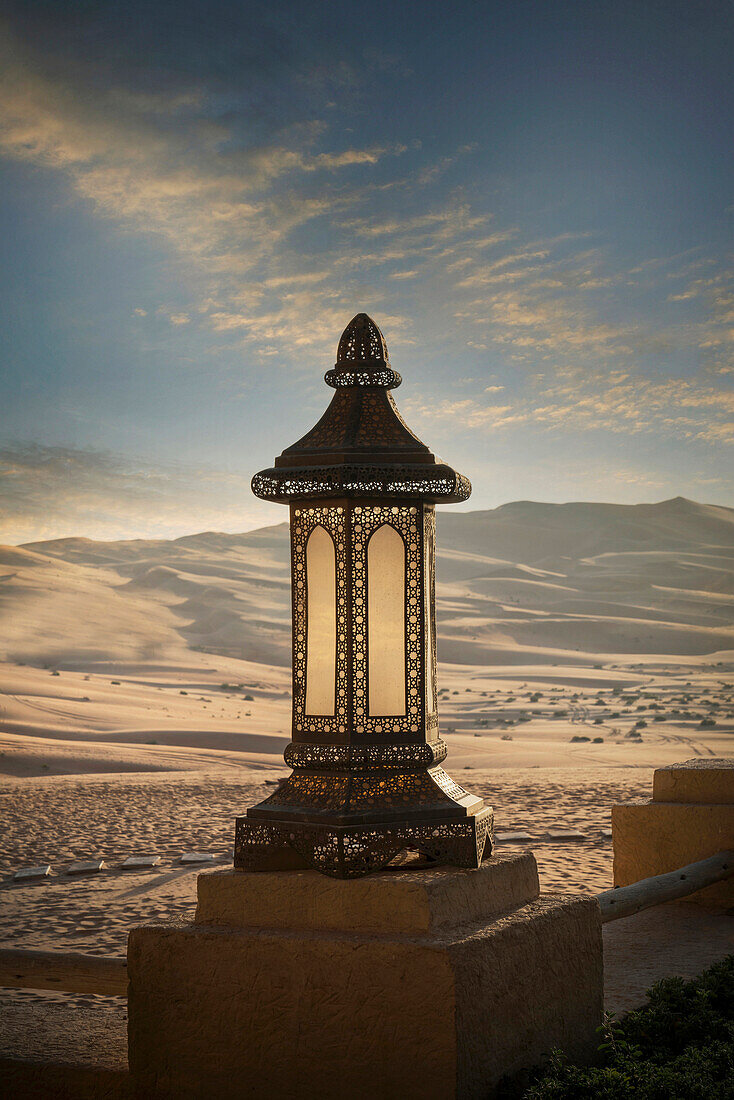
[0,26,414,362]
[342,205,491,241]
[448,244,733,378]
[0,443,280,544]
[3,19,730,384]
[0,8,731,526]
[405,371,734,444]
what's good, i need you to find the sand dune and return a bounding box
[3,497,733,670]
[0,545,186,666]
[438,497,734,562]
[3,526,292,667]
[436,498,734,662]
[1,498,732,957]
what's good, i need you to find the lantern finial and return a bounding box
[336,313,390,367]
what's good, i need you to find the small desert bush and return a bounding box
[498,955,734,1099]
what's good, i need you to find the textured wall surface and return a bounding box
[452,896,603,1099]
[128,858,602,1099]
[652,757,734,805]
[129,921,458,1100]
[196,852,539,935]
[613,802,734,906]
[614,757,734,907]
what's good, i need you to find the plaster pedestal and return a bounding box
[613,757,734,908]
[127,853,602,1100]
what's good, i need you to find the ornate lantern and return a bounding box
[235,314,493,878]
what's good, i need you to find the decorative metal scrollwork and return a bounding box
[324,367,402,389]
[252,466,471,503]
[254,767,472,816]
[284,740,448,771]
[235,812,493,880]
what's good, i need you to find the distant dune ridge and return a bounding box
[1,497,733,669]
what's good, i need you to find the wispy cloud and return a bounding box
[3,21,730,386]
[0,9,732,543]
[0,444,281,544]
[407,370,734,443]
[0,26,413,359]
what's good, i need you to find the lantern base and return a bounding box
[234,807,493,879]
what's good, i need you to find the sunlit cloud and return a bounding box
[0,444,281,544]
[0,26,413,361]
[406,371,734,444]
[0,7,732,540]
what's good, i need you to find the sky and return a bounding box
[0,0,732,543]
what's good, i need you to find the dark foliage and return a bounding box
[497,955,734,1099]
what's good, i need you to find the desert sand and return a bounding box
[1,497,733,959]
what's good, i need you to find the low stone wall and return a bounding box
[0,998,130,1099]
[128,854,603,1100]
[613,758,734,908]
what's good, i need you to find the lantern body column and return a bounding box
[234,314,492,878]
[290,501,435,744]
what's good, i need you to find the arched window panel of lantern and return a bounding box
[366,523,406,719]
[351,503,424,740]
[304,525,337,718]
[289,501,428,745]
[290,505,348,740]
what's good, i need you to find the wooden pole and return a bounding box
[598,850,734,923]
[0,947,127,995]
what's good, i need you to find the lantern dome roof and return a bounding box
[251,313,471,504]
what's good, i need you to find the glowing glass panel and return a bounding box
[367,524,406,716]
[305,525,336,716]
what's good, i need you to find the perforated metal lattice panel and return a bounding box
[253,466,471,503]
[336,313,389,366]
[283,740,448,771]
[235,809,493,879]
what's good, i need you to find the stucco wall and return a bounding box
[613,758,734,907]
[128,856,602,1099]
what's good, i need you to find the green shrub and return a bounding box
[498,956,734,1099]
